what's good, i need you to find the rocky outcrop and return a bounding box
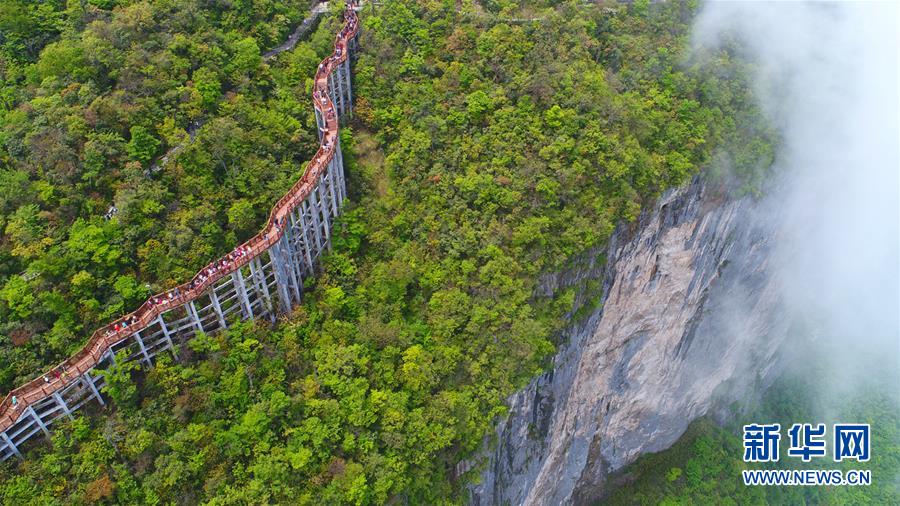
[470,176,788,505]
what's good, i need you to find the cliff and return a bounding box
[470,176,788,505]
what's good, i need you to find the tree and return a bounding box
[227,199,256,236]
[465,90,492,123]
[192,66,222,111]
[100,351,140,407]
[227,36,262,81]
[127,125,161,165]
[4,204,46,260]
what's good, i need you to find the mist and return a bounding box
[692,1,899,406]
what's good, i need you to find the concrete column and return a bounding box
[330,71,341,117]
[268,245,293,313]
[156,315,175,354]
[343,58,353,117]
[340,64,350,118]
[133,330,152,366]
[233,269,254,321]
[332,70,346,118]
[286,215,304,276]
[249,257,274,319]
[188,300,204,333]
[327,160,340,217]
[307,192,325,253]
[26,406,50,439]
[315,107,325,141]
[315,184,332,250]
[84,372,104,406]
[208,285,228,329]
[53,392,73,421]
[281,210,299,267]
[288,242,304,298]
[276,241,294,309]
[277,235,303,303]
[328,74,339,116]
[1,433,21,459]
[290,209,316,274]
[335,136,346,205]
[321,182,334,227]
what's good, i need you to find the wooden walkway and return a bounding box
[0,1,361,462]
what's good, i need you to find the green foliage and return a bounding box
[100,351,140,408]
[126,126,161,165]
[0,0,782,504]
[0,0,65,62]
[227,36,263,80]
[227,199,257,236]
[192,67,222,112]
[0,274,35,320]
[0,0,311,391]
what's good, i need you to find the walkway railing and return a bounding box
[0,1,361,461]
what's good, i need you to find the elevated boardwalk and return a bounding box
[0,1,361,461]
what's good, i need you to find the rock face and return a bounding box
[470,177,788,505]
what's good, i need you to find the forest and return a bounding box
[0,0,786,504]
[0,0,324,393]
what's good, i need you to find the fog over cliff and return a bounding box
[694,1,899,403]
[471,3,899,504]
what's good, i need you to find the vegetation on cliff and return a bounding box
[606,354,899,505]
[0,0,321,392]
[0,0,774,503]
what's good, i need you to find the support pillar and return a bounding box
[132,330,152,366]
[331,71,346,118]
[1,433,21,459]
[343,58,353,118]
[233,269,254,321]
[342,64,350,118]
[330,72,341,117]
[329,75,339,117]
[290,209,316,274]
[315,107,325,141]
[156,315,175,355]
[306,195,325,254]
[327,160,340,217]
[335,137,346,204]
[26,406,50,439]
[84,372,104,406]
[287,242,304,299]
[188,300,204,334]
[282,210,307,280]
[208,286,228,329]
[315,185,332,250]
[268,245,293,313]
[280,213,298,268]
[277,235,303,303]
[53,393,73,421]
[249,258,275,320]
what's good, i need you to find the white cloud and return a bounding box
[693,1,899,398]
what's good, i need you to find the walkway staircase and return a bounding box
[0,1,361,461]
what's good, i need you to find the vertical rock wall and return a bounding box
[471,177,787,505]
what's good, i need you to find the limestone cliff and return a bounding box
[470,177,788,505]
